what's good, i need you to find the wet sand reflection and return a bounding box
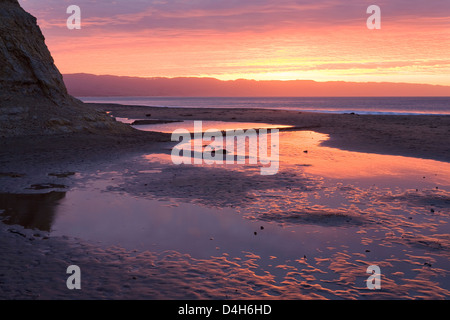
[0,192,66,232]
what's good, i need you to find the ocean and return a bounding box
[79,96,450,115]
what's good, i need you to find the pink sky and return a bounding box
[19,0,450,85]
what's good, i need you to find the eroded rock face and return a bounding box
[0,0,132,137]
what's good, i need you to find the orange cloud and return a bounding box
[20,0,450,85]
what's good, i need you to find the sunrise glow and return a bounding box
[19,0,450,86]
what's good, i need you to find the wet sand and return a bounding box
[94,103,450,162]
[1,103,449,300]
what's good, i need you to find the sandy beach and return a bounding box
[1,104,450,300]
[2,0,450,302]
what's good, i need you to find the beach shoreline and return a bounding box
[94,103,450,162]
[2,102,449,193]
[1,103,449,300]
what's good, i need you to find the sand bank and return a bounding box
[94,103,450,162]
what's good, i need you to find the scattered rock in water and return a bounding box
[28,183,67,190]
[48,172,76,178]
[211,149,229,155]
[8,228,26,238]
[0,172,25,178]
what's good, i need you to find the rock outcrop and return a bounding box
[0,0,133,137]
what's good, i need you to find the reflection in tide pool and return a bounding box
[116,118,293,134]
[0,192,66,232]
[282,131,450,185]
[1,128,449,299]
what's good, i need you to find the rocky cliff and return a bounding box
[0,0,132,137]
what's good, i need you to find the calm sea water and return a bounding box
[79,96,450,115]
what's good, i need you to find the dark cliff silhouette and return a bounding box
[0,0,133,137]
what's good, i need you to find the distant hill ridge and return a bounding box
[64,73,450,97]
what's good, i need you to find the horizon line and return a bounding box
[63,73,450,87]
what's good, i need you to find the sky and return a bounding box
[19,0,450,85]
